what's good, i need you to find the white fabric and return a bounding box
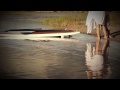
[86,11,110,33]
[85,43,104,71]
[85,42,112,78]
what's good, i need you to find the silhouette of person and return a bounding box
[85,39,112,79]
[86,11,111,40]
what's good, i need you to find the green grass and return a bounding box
[41,16,85,28]
[40,12,120,34]
[40,12,87,33]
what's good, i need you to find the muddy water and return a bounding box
[0,11,68,31]
[0,12,120,79]
[0,34,120,79]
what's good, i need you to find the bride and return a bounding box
[86,11,110,40]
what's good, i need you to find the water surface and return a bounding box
[0,11,120,79]
[0,34,120,79]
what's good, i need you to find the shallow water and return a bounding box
[0,34,120,79]
[0,11,68,31]
[0,11,120,79]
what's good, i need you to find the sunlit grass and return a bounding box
[40,12,87,33]
[40,11,120,34]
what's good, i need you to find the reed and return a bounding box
[40,12,87,33]
[40,12,120,34]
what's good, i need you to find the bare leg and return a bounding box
[102,14,110,39]
[96,24,101,40]
[102,39,109,55]
[96,39,101,54]
[102,25,108,39]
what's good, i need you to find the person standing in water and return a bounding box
[85,39,112,79]
[86,11,111,40]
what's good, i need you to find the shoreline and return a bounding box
[79,31,120,42]
[0,11,119,42]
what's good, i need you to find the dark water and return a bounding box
[0,34,120,79]
[0,11,120,79]
[0,11,68,31]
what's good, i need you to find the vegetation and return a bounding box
[40,12,88,33]
[40,11,120,34]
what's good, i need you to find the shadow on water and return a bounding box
[85,39,112,79]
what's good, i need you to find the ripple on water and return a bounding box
[0,34,120,79]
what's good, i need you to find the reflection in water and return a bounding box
[85,39,112,79]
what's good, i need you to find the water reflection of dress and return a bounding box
[85,40,112,79]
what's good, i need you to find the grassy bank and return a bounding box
[40,12,120,35]
[40,12,88,33]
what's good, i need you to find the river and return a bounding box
[0,11,120,79]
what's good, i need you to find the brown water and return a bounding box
[0,34,120,79]
[0,11,67,31]
[0,11,120,79]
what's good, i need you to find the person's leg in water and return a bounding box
[103,13,113,39]
[97,24,109,40]
[96,24,101,40]
[102,24,114,39]
[102,25,109,39]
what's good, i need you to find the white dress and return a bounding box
[86,11,110,33]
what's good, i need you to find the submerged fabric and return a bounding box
[86,11,110,33]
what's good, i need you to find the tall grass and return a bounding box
[40,13,87,33]
[40,12,120,34]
